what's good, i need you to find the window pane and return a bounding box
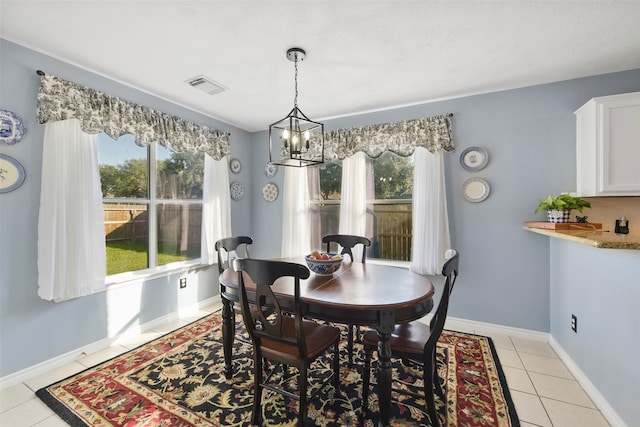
[98,134,148,198]
[318,161,342,200]
[156,203,202,266]
[156,145,204,200]
[104,202,149,275]
[373,151,413,200]
[312,152,414,261]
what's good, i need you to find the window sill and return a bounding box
[367,258,410,269]
[105,260,210,289]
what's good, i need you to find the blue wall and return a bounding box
[549,239,640,424]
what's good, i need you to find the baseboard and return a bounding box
[0,296,220,390]
[549,336,627,427]
[444,316,550,341]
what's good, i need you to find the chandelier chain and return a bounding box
[293,54,299,109]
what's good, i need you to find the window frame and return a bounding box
[101,138,206,284]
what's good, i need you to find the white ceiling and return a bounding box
[2,1,640,132]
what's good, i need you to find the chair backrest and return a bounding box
[424,250,459,353]
[215,236,253,274]
[322,234,371,263]
[233,258,311,356]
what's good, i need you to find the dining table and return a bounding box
[218,257,435,427]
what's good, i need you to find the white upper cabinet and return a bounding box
[575,91,640,196]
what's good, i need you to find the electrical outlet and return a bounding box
[571,314,577,333]
[179,278,187,289]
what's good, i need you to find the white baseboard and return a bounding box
[549,336,627,427]
[443,316,550,342]
[0,296,220,390]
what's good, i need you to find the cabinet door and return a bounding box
[599,97,640,194]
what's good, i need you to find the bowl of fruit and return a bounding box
[305,251,343,276]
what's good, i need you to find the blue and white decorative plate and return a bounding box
[230,158,242,174]
[264,162,278,178]
[459,146,489,171]
[461,177,490,203]
[0,110,27,145]
[230,181,245,201]
[262,182,279,202]
[0,154,26,193]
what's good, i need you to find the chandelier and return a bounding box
[268,47,324,167]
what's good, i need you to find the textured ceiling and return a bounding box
[2,1,640,132]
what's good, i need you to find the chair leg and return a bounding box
[424,362,440,427]
[333,341,340,392]
[252,354,263,426]
[362,346,372,413]
[348,325,355,367]
[298,364,308,427]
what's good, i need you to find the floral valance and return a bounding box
[307,114,454,161]
[36,73,230,160]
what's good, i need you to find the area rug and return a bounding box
[37,310,519,426]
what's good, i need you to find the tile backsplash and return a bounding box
[582,197,640,236]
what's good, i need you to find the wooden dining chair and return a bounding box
[322,234,372,366]
[215,236,253,275]
[322,234,371,264]
[234,258,341,427]
[361,250,459,427]
[215,236,253,336]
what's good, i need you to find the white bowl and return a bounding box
[305,254,343,276]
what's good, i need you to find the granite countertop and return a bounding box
[523,223,640,250]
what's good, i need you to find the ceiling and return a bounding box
[2,1,640,132]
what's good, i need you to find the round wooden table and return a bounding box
[219,257,435,427]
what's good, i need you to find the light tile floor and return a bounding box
[0,302,611,427]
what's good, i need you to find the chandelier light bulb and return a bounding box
[282,128,289,140]
[304,130,310,141]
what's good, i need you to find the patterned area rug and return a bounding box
[37,310,519,426]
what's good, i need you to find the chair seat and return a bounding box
[362,321,432,355]
[262,316,341,360]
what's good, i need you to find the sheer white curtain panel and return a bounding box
[201,155,232,264]
[281,166,311,257]
[37,119,106,302]
[338,152,369,261]
[410,147,451,275]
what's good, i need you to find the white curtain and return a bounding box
[281,167,311,257]
[201,154,232,264]
[410,147,451,275]
[37,119,106,302]
[338,152,369,261]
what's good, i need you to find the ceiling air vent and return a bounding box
[185,75,227,95]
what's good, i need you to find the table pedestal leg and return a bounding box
[221,297,234,379]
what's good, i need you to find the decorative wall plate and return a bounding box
[230,181,245,201]
[229,158,242,174]
[0,110,27,145]
[264,162,278,178]
[460,146,489,171]
[0,154,26,193]
[461,177,490,202]
[262,182,279,202]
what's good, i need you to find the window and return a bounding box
[310,151,414,261]
[99,134,204,276]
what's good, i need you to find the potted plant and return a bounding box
[535,193,591,223]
